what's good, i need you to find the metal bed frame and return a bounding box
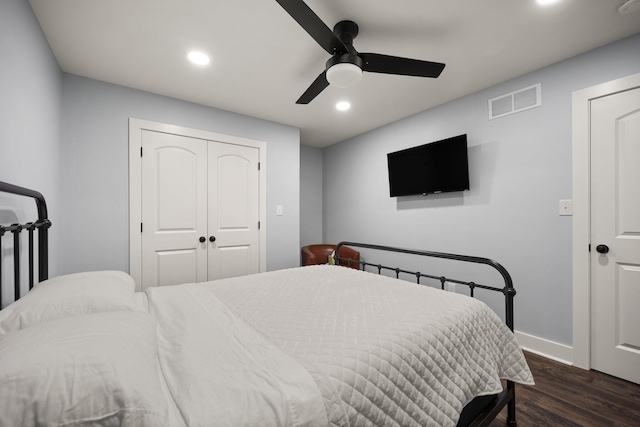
[0,181,520,426]
[335,241,518,427]
[0,181,51,306]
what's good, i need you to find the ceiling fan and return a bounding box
[275,0,446,104]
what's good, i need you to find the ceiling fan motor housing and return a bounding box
[325,20,364,87]
[326,53,363,70]
[333,20,359,46]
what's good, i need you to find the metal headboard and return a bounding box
[0,181,51,306]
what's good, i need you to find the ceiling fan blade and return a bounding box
[296,70,329,104]
[360,53,445,78]
[275,0,347,55]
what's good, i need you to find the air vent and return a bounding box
[488,83,541,120]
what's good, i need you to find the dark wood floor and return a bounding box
[488,351,640,427]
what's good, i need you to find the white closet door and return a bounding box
[141,131,208,289]
[208,142,260,280]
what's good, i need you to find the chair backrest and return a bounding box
[301,244,360,269]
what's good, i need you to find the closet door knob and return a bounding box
[596,244,609,254]
[209,236,216,242]
[199,236,206,243]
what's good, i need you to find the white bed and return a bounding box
[0,267,533,427]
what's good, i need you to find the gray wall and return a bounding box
[60,74,300,275]
[0,0,63,281]
[300,144,323,248]
[323,33,640,346]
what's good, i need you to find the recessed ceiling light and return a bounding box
[188,51,210,66]
[536,0,560,5]
[336,101,351,111]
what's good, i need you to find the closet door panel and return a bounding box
[141,131,208,289]
[208,142,260,280]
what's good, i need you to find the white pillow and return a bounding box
[0,311,169,427]
[0,270,139,334]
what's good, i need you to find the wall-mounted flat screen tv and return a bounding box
[387,134,469,197]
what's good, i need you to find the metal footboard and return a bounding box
[334,241,519,426]
[0,181,51,306]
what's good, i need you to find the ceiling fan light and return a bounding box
[327,63,363,88]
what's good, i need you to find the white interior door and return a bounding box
[141,131,208,289]
[590,87,640,384]
[208,142,260,280]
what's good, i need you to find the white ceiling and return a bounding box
[28,0,640,147]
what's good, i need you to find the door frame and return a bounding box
[571,72,640,369]
[128,118,267,289]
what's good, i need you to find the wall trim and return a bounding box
[515,331,573,366]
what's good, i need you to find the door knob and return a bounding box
[596,244,609,254]
[209,236,216,242]
[199,236,206,243]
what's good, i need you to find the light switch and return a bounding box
[276,205,283,216]
[559,199,573,216]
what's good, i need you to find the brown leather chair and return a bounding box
[301,244,361,269]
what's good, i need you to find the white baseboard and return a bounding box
[515,331,573,365]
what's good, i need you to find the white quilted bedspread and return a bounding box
[207,265,534,427]
[146,283,329,427]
